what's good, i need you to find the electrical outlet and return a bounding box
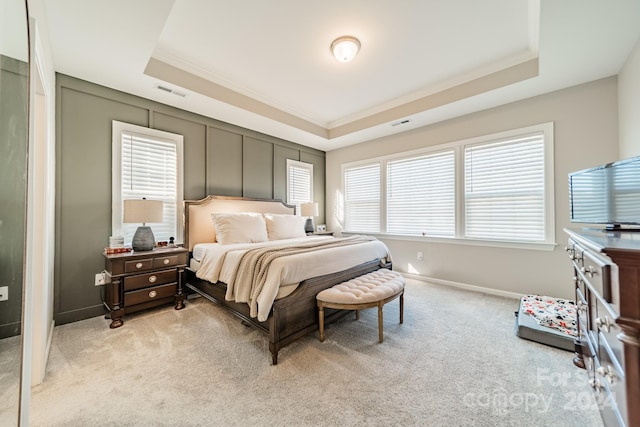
[417,251,423,261]
[95,272,106,286]
[0,286,8,301]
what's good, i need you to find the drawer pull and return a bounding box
[588,378,603,392]
[163,258,170,265]
[576,301,587,314]
[136,262,143,269]
[596,316,611,333]
[149,275,157,283]
[149,290,157,298]
[597,365,618,384]
[581,265,597,278]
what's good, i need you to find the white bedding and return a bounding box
[193,236,391,321]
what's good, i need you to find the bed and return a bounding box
[183,195,392,364]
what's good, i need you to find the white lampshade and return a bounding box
[123,199,163,224]
[331,36,360,62]
[301,202,319,217]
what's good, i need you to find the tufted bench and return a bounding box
[316,269,405,343]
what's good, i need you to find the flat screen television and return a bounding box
[569,155,640,230]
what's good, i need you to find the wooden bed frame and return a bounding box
[183,195,391,365]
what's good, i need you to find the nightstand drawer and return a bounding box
[123,269,177,291]
[124,283,177,306]
[125,258,154,273]
[153,255,181,268]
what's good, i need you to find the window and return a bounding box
[464,133,545,242]
[112,121,184,245]
[344,163,381,232]
[341,123,555,249]
[387,151,455,237]
[286,159,313,213]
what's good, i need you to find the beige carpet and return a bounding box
[0,335,21,427]
[28,279,604,426]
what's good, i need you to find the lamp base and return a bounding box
[304,218,314,234]
[132,226,156,251]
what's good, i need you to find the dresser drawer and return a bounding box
[153,254,182,269]
[576,274,588,302]
[124,283,177,306]
[125,258,154,273]
[576,287,590,338]
[123,269,177,291]
[598,336,626,425]
[594,298,623,365]
[581,250,612,302]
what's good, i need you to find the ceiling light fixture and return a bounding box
[331,36,361,62]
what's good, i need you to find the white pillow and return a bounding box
[264,213,307,240]
[210,212,268,245]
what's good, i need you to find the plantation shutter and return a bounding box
[387,150,455,237]
[287,160,313,213]
[344,163,380,232]
[464,132,545,242]
[121,131,179,244]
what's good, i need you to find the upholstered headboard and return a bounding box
[183,195,295,251]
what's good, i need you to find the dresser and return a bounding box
[565,228,640,427]
[103,247,189,328]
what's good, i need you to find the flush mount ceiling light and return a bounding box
[331,36,361,62]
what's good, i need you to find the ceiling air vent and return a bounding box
[391,119,411,127]
[155,84,187,98]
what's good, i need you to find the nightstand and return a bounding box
[102,246,189,328]
[311,231,334,236]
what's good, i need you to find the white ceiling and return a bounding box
[42,0,640,151]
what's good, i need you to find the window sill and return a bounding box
[342,232,557,251]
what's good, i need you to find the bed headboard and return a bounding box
[183,195,295,251]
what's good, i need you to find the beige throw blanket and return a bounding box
[225,235,386,319]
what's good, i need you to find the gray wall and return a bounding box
[55,74,325,325]
[326,77,619,300]
[0,56,28,338]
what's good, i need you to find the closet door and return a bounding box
[0,0,30,425]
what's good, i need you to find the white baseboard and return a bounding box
[401,272,523,300]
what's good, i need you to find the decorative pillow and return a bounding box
[263,213,307,240]
[210,212,268,245]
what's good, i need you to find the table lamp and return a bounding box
[301,202,319,234]
[123,198,163,251]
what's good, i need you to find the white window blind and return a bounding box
[464,133,545,242]
[286,159,313,213]
[344,163,380,232]
[613,161,640,222]
[112,121,183,245]
[387,151,455,237]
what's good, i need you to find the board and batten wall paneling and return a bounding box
[56,83,150,324]
[274,145,299,202]
[243,137,274,199]
[207,126,243,196]
[55,74,325,325]
[152,112,207,200]
[301,151,326,226]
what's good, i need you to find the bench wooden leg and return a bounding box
[318,303,325,342]
[355,309,360,320]
[400,291,404,324]
[378,303,384,343]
